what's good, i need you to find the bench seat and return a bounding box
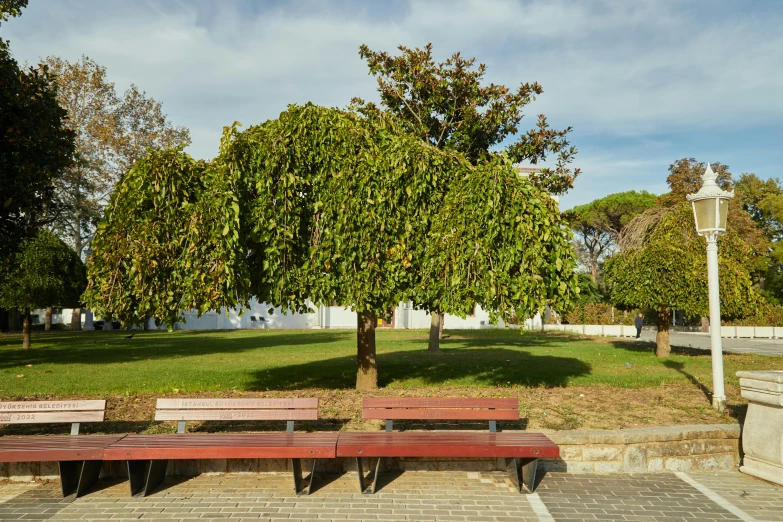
[104,432,338,497]
[336,432,559,459]
[0,434,126,462]
[104,433,339,460]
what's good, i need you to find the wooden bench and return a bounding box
[0,400,123,497]
[103,398,337,497]
[335,398,559,494]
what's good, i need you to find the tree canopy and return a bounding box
[43,55,191,260]
[0,43,74,259]
[735,173,783,303]
[606,202,758,356]
[85,104,579,389]
[564,191,657,283]
[0,230,86,348]
[353,43,580,195]
[354,43,581,350]
[0,0,26,26]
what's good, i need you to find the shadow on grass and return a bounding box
[0,330,350,370]
[605,337,718,358]
[251,346,592,390]
[662,360,712,400]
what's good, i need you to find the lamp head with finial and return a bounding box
[686,164,734,235]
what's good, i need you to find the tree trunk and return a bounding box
[143,313,150,331]
[438,313,444,339]
[428,312,442,352]
[73,214,83,261]
[70,308,82,331]
[590,258,598,283]
[356,312,378,390]
[45,307,53,331]
[700,316,709,333]
[8,308,19,333]
[22,309,31,349]
[656,307,671,357]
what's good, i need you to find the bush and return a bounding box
[724,303,783,327]
[563,303,640,325]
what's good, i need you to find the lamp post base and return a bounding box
[712,396,726,410]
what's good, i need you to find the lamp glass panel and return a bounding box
[718,199,729,230]
[693,198,717,232]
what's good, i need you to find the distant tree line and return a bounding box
[563,158,783,356]
[0,2,189,346]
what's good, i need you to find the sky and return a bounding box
[3,0,782,210]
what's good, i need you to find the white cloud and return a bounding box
[4,0,782,177]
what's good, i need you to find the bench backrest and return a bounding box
[0,400,106,435]
[155,398,319,433]
[363,398,519,432]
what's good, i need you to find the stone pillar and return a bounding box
[737,370,783,486]
[83,309,95,330]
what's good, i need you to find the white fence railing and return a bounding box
[545,324,783,339]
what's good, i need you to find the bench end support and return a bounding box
[127,460,168,497]
[506,457,538,494]
[355,457,382,494]
[59,460,102,498]
[291,458,318,495]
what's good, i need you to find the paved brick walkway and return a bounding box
[0,470,781,521]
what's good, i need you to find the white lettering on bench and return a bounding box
[175,399,297,409]
[0,401,102,412]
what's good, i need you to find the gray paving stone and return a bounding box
[0,472,539,521]
[535,472,744,522]
[687,470,783,521]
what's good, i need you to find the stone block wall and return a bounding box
[0,424,741,481]
[541,424,740,473]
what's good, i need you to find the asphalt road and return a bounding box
[637,329,783,357]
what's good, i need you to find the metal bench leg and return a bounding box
[506,458,538,493]
[291,458,318,496]
[76,460,103,497]
[127,460,168,497]
[369,457,382,494]
[520,458,538,493]
[355,457,382,494]
[355,457,365,493]
[59,460,103,498]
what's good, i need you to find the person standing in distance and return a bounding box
[635,313,644,339]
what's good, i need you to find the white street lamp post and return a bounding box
[686,164,734,410]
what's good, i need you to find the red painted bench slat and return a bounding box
[336,432,560,459]
[354,397,553,494]
[104,433,338,460]
[117,397,327,497]
[362,397,519,421]
[0,435,126,463]
[362,409,519,421]
[363,398,518,409]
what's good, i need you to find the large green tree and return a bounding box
[565,191,657,282]
[0,230,86,348]
[606,202,758,357]
[43,55,190,330]
[0,35,74,261]
[43,56,191,261]
[83,147,245,331]
[354,43,580,351]
[85,105,578,389]
[734,173,783,302]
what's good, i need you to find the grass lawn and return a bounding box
[1,328,781,433]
